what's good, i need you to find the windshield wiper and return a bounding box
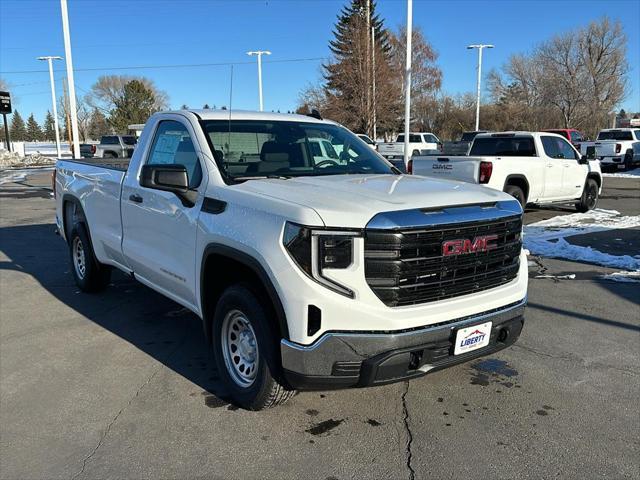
[233,174,292,181]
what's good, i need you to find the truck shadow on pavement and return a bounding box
[0,223,234,408]
[1,223,638,409]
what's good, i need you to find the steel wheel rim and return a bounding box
[72,237,86,280]
[221,309,259,388]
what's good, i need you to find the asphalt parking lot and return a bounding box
[1,169,639,480]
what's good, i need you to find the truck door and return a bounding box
[539,136,567,199]
[121,117,206,309]
[556,138,585,199]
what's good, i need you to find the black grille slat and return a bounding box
[365,214,522,307]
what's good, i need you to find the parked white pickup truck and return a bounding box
[411,132,602,212]
[377,132,440,164]
[54,111,527,409]
[579,128,640,170]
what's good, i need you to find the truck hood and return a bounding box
[237,174,512,227]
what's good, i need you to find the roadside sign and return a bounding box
[0,91,11,114]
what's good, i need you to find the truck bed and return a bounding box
[61,157,130,171]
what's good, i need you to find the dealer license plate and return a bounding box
[454,322,492,355]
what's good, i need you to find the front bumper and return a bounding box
[281,299,526,389]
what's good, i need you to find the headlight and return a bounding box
[283,222,358,298]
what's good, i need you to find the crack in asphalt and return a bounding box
[70,339,184,480]
[401,381,415,480]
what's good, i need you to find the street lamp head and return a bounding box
[247,51,271,56]
[467,44,494,50]
[37,56,63,61]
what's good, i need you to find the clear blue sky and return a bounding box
[1,0,638,123]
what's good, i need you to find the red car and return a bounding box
[542,129,587,148]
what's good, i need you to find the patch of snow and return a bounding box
[523,209,640,271]
[0,150,55,168]
[534,274,576,280]
[602,168,640,178]
[600,271,640,283]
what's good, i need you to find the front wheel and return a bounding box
[576,178,599,213]
[211,284,295,410]
[624,151,634,171]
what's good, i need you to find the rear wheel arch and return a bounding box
[200,245,289,344]
[62,194,89,242]
[503,175,530,204]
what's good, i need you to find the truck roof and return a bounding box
[162,109,337,125]
[598,128,639,132]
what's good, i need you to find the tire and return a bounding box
[69,224,111,292]
[623,151,633,171]
[504,185,526,209]
[576,178,599,213]
[103,152,116,159]
[211,284,295,410]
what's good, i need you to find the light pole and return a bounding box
[37,56,63,158]
[60,0,80,157]
[467,44,494,131]
[402,0,412,169]
[246,50,271,111]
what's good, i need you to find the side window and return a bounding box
[102,136,118,145]
[541,136,578,160]
[570,131,582,143]
[541,136,562,159]
[424,134,438,143]
[146,120,202,188]
[634,130,640,141]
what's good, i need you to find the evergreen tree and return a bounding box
[108,80,158,132]
[43,110,56,141]
[88,108,110,139]
[26,114,43,141]
[9,110,27,141]
[323,0,395,135]
[203,103,210,109]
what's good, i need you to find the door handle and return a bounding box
[546,164,554,168]
[129,194,143,203]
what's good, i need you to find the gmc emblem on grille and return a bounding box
[442,235,498,256]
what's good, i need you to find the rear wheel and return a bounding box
[504,185,526,209]
[69,224,111,292]
[576,178,598,213]
[624,151,634,170]
[211,284,294,410]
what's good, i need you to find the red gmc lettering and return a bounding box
[442,235,498,256]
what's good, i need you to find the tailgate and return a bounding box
[378,143,403,156]
[411,156,480,182]
[592,141,617,157]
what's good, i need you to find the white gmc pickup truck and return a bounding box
[579,128,640,170]
[54,110,527,409]
[411,132,602,212]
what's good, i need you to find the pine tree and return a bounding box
[88,108,110,139]
[108,80,158,133]
[203,103,210,109]
[9,110,27,141]
[43,110,56,141]
[26,114,43,141]
[323,0,395,135]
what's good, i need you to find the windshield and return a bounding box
[201,120,394,180]
[597,130,634,141]
[122,136,137,145]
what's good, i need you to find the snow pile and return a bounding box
[524,209,640,271]
[600,271,640,283]
[602,168,640,178]
[0,170,28,185]
[0,150,55,168]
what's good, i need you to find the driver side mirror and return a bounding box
[140,164,197,207]
[579,155,589,164]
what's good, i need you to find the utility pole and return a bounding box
[62,78,72,152]
[371,25,377,141]
[37,56,63,158]
[60,0,80,157]
[467,44,494,131]
[246,51,271,111]
[365,0,371,137]
[402,0,413,168]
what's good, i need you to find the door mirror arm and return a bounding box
[578,155,589,165]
